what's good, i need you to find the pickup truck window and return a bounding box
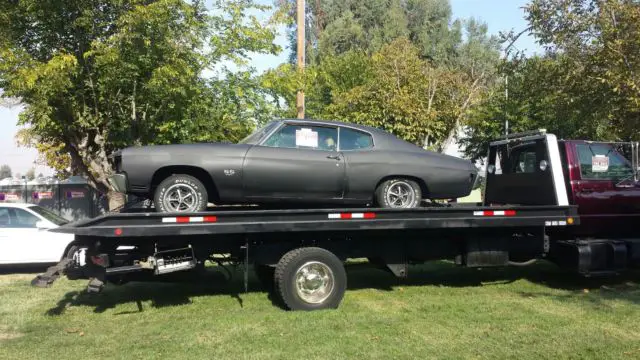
[576,144,634,181]
[512,149,537,173]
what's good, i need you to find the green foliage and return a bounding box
[282,0,467,65]
[268,1,500,151]
[526,0,640,138]
[0,0,282,192]
[0,164,11,179]
[464,0,640,161]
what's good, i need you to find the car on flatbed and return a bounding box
[109,119,478,212]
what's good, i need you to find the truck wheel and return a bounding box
[274,247,346,311]
[64,244,87,267]
[154,174,208,213]
[375,178,422,208]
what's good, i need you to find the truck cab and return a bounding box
[485,130,640,239]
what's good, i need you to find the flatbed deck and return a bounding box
[54,204,579,238]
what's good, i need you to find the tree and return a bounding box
[526,0,640,140]
[0,0,282,208]
[25,168,35,181]
[281,0,464,64]
[0,165,11,179]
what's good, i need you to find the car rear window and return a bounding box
[339,128,373,150]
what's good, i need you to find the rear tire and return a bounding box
[274,247,346,311]
[375,178,422,208]
[154,174,208,213]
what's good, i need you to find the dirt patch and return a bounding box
[0,326,23,341]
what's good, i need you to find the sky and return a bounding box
[0,0,540,176]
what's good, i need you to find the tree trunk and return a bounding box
[107,190,126,211]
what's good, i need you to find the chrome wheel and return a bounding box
[69,247,86,267]
[295,261,335,304]
[385,181,416,208]
[162,183,199,212]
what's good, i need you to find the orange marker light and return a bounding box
[567,217,574,225]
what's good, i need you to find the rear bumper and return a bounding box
[107,173,128,193]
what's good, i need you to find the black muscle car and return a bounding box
[108,119,478,212]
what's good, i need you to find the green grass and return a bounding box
[1,261,640,360]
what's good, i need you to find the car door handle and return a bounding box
[581,188,594,193]
[326,155,341,160]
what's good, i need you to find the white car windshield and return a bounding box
[28,206,68,226]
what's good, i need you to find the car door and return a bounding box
[242,123,346,200]
[0,208,41,264]
[0,208,23,264]
[571,142,640,236]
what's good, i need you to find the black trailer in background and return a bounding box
[0,177,106,221]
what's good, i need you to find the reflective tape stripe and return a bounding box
[162,216,217,223]
[328,212,376,219]
[474,210,516,217]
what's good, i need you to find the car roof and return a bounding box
[0,203,36,209]
[278,118,383,134]
[276,118,423,152]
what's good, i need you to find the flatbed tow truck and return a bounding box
[32,130,640,310]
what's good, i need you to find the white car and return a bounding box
[0,203,83,265]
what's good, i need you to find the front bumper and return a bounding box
[107,173,128,193]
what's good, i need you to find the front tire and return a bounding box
[274,247,346,311]
[375,178,422,208]
[154,174,208,213]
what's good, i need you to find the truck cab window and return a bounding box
[510,147,537,174]
[576,144,634,181]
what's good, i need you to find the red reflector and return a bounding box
[176,217,190,223]
[91,256,105,266]
[364,212,376,219]
[340,213,352,219]
[204,216,217,222]
[114,228,123,236]
[483,210,494,216]
[505,210,516,216]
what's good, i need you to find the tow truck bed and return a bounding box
[53,204,578,238]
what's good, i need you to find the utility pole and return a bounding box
[296,0,305,119]
[504,75,509,136]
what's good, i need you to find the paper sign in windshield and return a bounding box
[592,155,609,172]
[295,128,318,148]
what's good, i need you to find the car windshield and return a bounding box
[28,205,68,226]
[239,121,278,144]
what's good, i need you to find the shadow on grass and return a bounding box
[44,261,640,315]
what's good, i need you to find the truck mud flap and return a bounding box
[31,259,72,288]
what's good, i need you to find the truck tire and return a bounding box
[375,178,422,208]
[274,247,346,311]
[154,174,208,213]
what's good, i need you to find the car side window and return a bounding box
[263,124,338,151]
[339,127,373,151]
[13,209,40,228]
[576,144,634,181]
[0,208,10,228]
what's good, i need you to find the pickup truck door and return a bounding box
[570,142,640,236]
[242,124,346,200]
